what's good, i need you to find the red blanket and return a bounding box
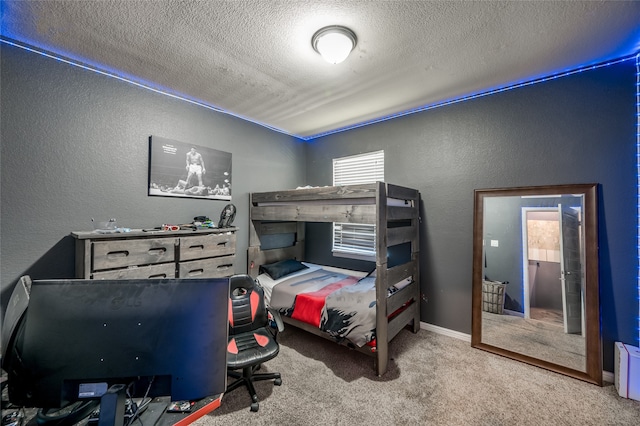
[290,276,359,327]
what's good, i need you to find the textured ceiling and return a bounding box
[2,1,640,139]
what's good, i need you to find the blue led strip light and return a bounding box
[636,53,640,346]
[3,35,638,142]
[0,37,293,137]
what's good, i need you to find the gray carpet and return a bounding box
[196,326,640,425]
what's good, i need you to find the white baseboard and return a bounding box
[420,321,471,342]
[419,321,614,382]
[603,370,614,384]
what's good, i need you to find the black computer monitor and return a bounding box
[5,277,229,409]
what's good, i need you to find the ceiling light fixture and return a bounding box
[311,26,357,64]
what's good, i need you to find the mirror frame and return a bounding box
[471,183,602,386]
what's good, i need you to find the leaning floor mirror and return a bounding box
[471,184,602,385]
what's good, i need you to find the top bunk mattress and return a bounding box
[251,183,419,206]
[250,183,419,224]
[256,197,411,207]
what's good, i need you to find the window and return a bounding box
[332,150,384,260]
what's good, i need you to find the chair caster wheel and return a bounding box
[250,402,259,412]
[274,377,282,386]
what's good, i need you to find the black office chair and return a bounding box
[226,274,282,412]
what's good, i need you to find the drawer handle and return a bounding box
[187,245,204,251]
[187,269,204,276]
[149,274,167,279]
[107,250,129,259]
[217,264,233,270]
[148,247,167,256]
[217,241,228,247]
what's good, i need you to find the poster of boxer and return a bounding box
[148,135,232,201]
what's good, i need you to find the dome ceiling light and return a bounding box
[311,26,357,64]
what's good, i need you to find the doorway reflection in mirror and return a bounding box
[481,193,586,372]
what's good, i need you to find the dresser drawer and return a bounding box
[92,238,176,271]
[93,263,176,280]
[179,233,236,261]
[179,255,235,278]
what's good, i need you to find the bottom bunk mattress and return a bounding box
[256,260,409,347]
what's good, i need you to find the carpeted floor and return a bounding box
[195,326,640,425]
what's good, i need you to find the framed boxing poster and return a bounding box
[148,135,232,200]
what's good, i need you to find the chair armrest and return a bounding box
[267,307,285,333]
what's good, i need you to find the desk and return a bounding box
[149,396,222,426]
[0,395,222,426]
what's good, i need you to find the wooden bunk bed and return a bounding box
[248,182,420,376]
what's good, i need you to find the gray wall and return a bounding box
[530,261,563,311]
[1,43,638,373]
[306,59,638,371]
[482,196,525,309]
[0,43,305,312]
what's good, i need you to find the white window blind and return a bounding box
[332,150,384,259]
[333,150,384,185]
